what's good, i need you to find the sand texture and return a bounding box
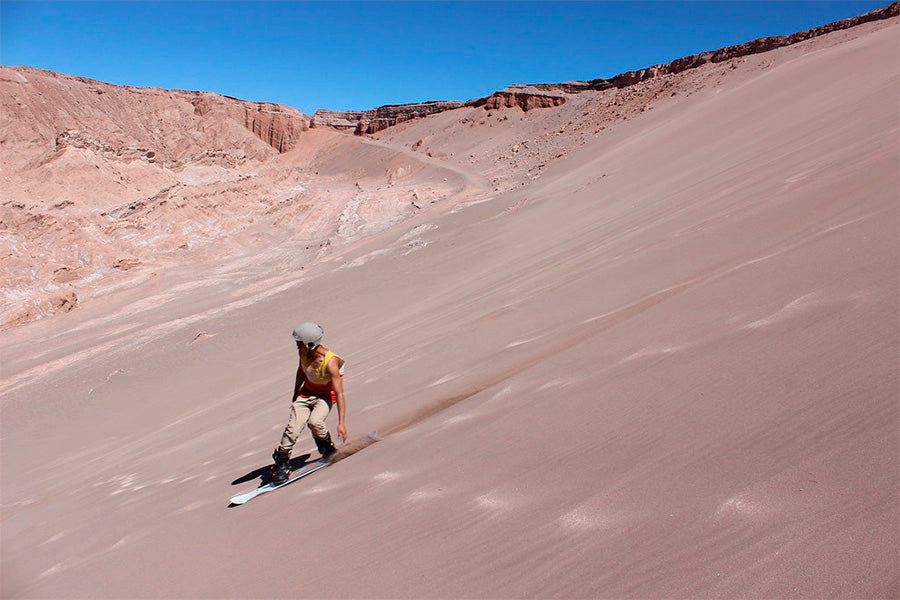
[1,15,898,600]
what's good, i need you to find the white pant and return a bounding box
[277,395,331,453]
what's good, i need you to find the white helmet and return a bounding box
[292,322,323,349]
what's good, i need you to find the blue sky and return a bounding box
[0,1,888,114]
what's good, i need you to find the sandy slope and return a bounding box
[1,17,898,600]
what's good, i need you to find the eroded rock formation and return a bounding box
[0,66,310,172]
[312,100,466,134]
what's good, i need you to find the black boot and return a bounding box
[315,433,337,462]
[271,448,291,484]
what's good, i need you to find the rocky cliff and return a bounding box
[468,91,567,112]
[193,94,309,154]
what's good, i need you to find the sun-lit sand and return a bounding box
[1,13,897,599]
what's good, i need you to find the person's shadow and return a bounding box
[231,453,313,486]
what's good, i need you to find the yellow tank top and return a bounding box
[300,350,344,392]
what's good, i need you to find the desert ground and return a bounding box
[1,10,898,600]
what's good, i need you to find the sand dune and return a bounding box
[1,14,898,600]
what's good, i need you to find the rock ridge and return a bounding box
[518,1,900,93]
[312,100,466,134]
[312,1,899,134]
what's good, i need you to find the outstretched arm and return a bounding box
[327,360,347,441]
